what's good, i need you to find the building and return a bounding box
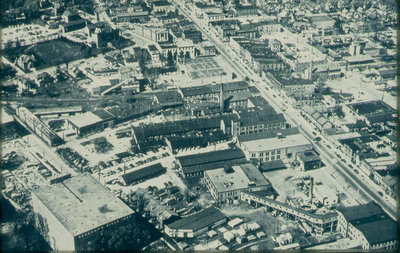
[109,5,149,22]
[296,150,322,171]
[165,207,227,238]
[230,108,286,136]
[31,174,135,250]
[16,107,64,147]
[67,110,115,136]
[147,44,162,67]
[336,202,397,250]
[204,163,271,203]
[136,24,169,42]
[119,163,167,185]
[177,148,247,178]
[237,128,312,162]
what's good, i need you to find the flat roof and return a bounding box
[166,207,226,231]
[205,164,269,193]
[297,150,321,163]
[241,133,311,152]
[32,174,134,236]
[1,108,14,124]
[68,112,103,129]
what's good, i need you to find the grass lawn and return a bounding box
[27,39,91,69]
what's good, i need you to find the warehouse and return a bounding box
[119,163,166,185]
[336,202,397,250]
[31,174,135,251]
[67,109,115,136]
[164,207,227,238]
[177,148,246,178]
[204,163,271,203]
[237,128,312,162]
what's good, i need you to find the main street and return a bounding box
[173,1,397,219]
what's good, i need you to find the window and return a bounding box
[251,153,256,158]
[277,155,280,159]
[277,150,281,154]
[265,151,269,156]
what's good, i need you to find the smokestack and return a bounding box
[309,177,314,203]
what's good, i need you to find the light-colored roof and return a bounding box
[68,112,103,129]
[205,164,269,193]
[1,108,14,124]
[32,174,134,236]
[241,133,311,152]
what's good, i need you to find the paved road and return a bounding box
[174,2,397,219]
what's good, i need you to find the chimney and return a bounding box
[309,177,314,203]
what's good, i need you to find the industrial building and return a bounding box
[15,107,64,146]
[67,109,115,136]
[204,163,271,203]
[336,202,397,250]
[119,163,167,186]
[164,207,227,238]
[31,174,135,251]
[237,128,313,162]
[177,148,247,178]
[296,150,322,171]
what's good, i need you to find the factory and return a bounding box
[31,174,135,250]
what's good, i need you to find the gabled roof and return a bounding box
[166,207,226,231]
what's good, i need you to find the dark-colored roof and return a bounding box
[260,160,286,172]
[179,85,220,97]
[354,218,397,245]
[120,163,166,185]
[153,90,183,107]
[92,109,115,121]
[235,108,285,126]
[297,150,321,163]
[133,114,238,141]
[222,81,249,92]
[166,207,226,231]
[178,148,245,168]
[336,202,384,222]
[148,45,158,52]
[166,130,229,151]
[337,202,397,245]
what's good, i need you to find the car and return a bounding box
[336,154,341,159]
[378,191,383,197]
[354,169,359,174]
[348,164,353,169]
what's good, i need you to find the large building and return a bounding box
[336,202,397,250]
[31,174,135,251]
[164,207,227,238]
[67,110,115,136]
[204,163,271,203]
[237,128,312,162]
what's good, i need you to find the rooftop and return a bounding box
[241,133,311,152]
[1,108,14,124]
[68,112,103,129]
[120,163,166,185]
[205,163,270,193]
[259,159,287,172]
[166,207,226,231]
[32,174,134,236]
[237,127,300,143]
[178,148,245,168]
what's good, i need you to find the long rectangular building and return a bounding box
[165,207,227,238]
[31,174,135,250]
[237,128,312,162]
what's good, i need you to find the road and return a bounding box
[174,1,397,219]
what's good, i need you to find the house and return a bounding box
[165,207,227,238]
[204,163,271,203]
[153,90,183,108]
[336,202,397,250]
